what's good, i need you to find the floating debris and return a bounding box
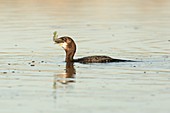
[12,71,15,73]
[134,26,139,30]
[3,72,7,74]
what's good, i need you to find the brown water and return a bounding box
[0,0,170,113]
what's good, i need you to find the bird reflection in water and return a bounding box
[53,62,76,89]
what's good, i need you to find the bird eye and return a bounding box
[62,38,67,42]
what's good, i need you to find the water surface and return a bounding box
[0,0,170,113]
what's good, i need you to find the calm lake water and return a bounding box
[0,0,170,113]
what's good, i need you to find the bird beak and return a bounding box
[53,38,64,44]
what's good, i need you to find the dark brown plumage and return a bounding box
[54,36,134,63]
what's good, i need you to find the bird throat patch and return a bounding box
[60,42,67,49]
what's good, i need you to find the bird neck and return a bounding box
[65,41,76,62]
[65,50,75,62]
